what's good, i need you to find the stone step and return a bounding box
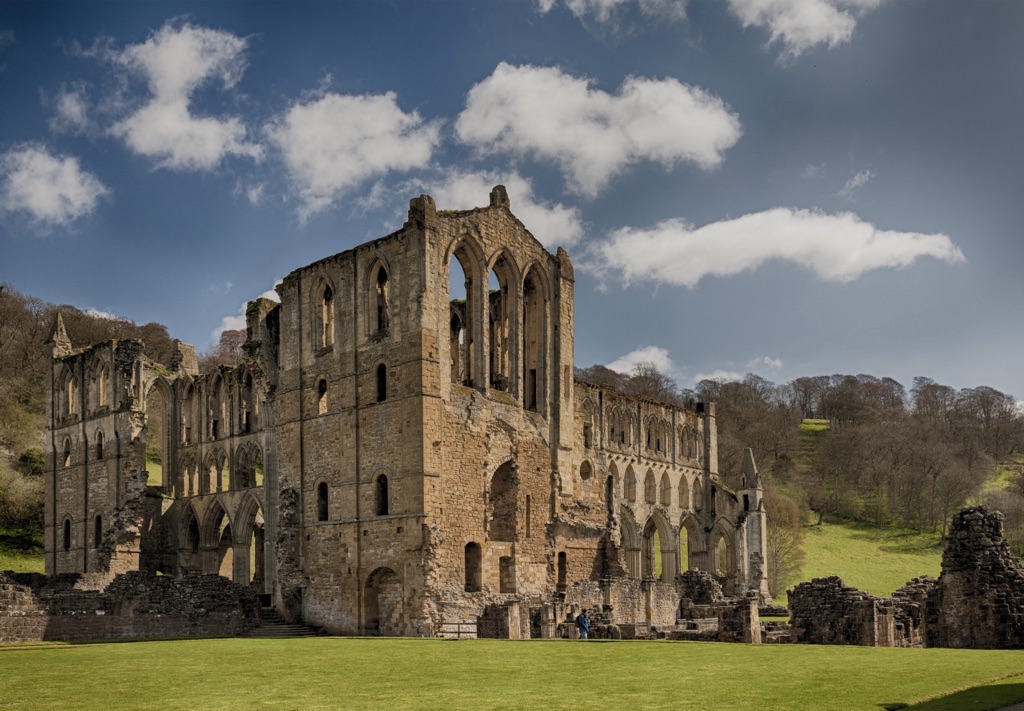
[241,608,328,638]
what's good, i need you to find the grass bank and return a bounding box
[0,528,44,573]
[799,519,942,596]
[2,637,1024,710]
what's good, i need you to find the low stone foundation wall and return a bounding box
[0,571,259,643]
[789,576,897,646]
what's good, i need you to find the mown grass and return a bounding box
[798,519,942,597]
[0,528,44,574]
[1,637,1024,710]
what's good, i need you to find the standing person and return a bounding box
[575,608,590,640]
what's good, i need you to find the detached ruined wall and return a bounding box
[789,576,896,646]
[927,506,1024,649]
[0,571,258,643]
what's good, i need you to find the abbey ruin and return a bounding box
[38,186,771,638]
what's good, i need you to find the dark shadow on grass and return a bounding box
[0,528,44,555]
[882,682,1024,710]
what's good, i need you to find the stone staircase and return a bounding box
[242,606,329,638]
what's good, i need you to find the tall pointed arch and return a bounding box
[521,262,550,413]
[447,236,485,389]
[618,505,641,578]
[367,255,392,335]
[235,494,266,591]
[486,249,520,394]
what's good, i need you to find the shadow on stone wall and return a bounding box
[0,570,259,642]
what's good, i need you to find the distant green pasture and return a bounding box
[0,528,44,574]
[2,637,1024,710]
[799,519,942,597]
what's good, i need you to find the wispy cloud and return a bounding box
[0,143,109,230]
[538,0,883,60]
[836,169,873,199]
[0,28,15,72]
[585,207,965,288]
[47,82,93,135]
[747,355,783,370]
[803,163,825,179]
[456,63,741,198]
[536,0,686,24]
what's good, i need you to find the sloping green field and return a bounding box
[1,637,1024,710]
[798,519,943,596]
[0,529,44,574]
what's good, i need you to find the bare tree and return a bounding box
[200,330,246,370]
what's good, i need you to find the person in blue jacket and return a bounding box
[575,608,590,640]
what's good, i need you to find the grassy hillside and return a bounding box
[797,519,942,597]
[0,528,44,573]
[3,637,1024,710]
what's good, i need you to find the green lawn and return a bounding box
[798,519,943,597]
[1,637,1024,710]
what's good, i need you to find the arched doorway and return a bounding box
[488,461,517,541]
[364,567,402,636]
[641,514,676,581]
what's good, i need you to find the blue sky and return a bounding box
[1,0,1022,398]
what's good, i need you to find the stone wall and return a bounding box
[0,571,258,642]
[789,576,896,646]
[927,506,1024,649]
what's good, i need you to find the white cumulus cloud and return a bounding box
[456,63,741,198]
[0,144,109,229]
[109,20,262,170]
[607,345,677,376]
[586,207,965,288]
[425,169,584,248]
[211,281,281,343]
[725,0,885,60]
[268,89,441,222]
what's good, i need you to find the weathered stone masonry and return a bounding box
[35,186,770,638]
[788,507,1024,649]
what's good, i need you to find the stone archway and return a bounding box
[364,567,403,636]
[235,495,266,593]
[641,512,677,581]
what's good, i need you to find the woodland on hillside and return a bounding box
[0,284,177,533]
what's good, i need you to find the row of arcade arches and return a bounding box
[578,460,709,514]
[448,237,550,412]
[619,508,737,582]
[179,496,266,591]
